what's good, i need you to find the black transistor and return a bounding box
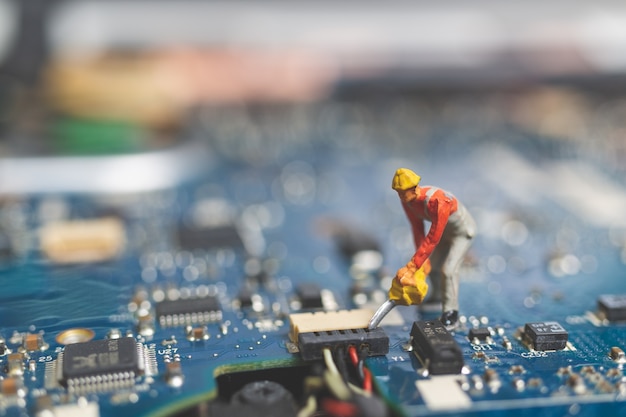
[468,327,491,343]
[523,322,568,351]
[410,320,464,375]
[598,295,626,322]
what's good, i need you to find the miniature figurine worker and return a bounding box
[392,168,476,327]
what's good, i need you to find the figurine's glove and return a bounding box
[389,259,430,306]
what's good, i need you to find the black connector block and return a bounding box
[297,328,389,361]
[410,320,464,375]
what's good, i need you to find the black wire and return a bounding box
[357,360,365,381]
[357,346,369,381]
[333,346,351,383]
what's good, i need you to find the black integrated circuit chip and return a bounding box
[296,283,323,309]
[156,296,222,327]
[61,337,139,382]
[598,295,626,322]
[410,320,464,375]
[523,322,568,351]
[178,224,243,250]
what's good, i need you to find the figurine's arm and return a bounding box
[411,195,452,267]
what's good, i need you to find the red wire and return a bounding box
[348,345,373,392]
[363,367,373,393]
[322,398,357,417]
[347,345,359,366]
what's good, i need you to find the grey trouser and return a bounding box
[428,203,476,312]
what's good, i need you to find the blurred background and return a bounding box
[1,0,626,256]
[0,0,626,255]
[1,1,626,166]
[2,0,626,247]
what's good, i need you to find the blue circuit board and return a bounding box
[0,94,626,417]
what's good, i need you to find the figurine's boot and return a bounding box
[440,310,458,330]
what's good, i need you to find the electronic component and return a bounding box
[209,380,298,417]
[231,380,295,408]
[156,296,222,327]
[0,339,10,356]
[40,217,125,263]
[557,366,572,376]
[295,282,323,309]
[597,295,626,322]
[483,369,501,392]
[1,377,24,396]
[567,374,586,394]
[178,224,243,250]
[23,333,48,351]
[58,337,143,393]
[137,313,156,337]
[468,328,492,344]
[45,401,100,417]
[236,287,254,309]
[410,320,464,375]
[186,326,209,341]
[297,327,388,361]
[527,378,543,389]
[6,353,24,376]
[107,329,124,339]
[415,375,471,411]
[165,361,184,388]
[580,365,596,375]
[502,336,512,351]
[610,347,626,363]
[523,322,568,351]
[512,378,525,391]
[289,309,374,342]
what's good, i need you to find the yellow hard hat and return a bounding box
[391,168,420,191]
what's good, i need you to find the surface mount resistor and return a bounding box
[610,347,626,363]
[165,361,184,388]
[7,353,24,376]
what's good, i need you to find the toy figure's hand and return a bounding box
[396,260,418,286]
[395,259,430,287]
[389,259,430,306]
